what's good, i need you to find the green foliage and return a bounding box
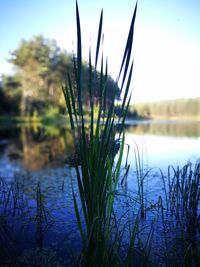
[129,98,200,120]
[0,76,21,115]
[63,1,137,266]
[1,35,120,118]
[9,35,70,115]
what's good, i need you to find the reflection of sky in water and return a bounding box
[0,165,81,262]
[125,134,200,171]
[121,133,200,204]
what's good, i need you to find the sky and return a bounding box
[0,0,200,103]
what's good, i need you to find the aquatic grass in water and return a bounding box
[133,142,152,219]
[160,161,200,266]
[0,161,199,266]
[62,1,137,266]
[162,161,200,234]
[0,177,58,266]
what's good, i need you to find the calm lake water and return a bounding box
[0,120,199,192]
[0,120,199,264]
[125,119,200,169]
[0,120,199,174]
[0,119,199,211]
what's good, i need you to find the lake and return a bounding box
[125,119,200,169]
[0,119,199,210]
[0,119,199,265]
[0,120,199,175]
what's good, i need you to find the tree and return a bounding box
[9,35,62,115]
[8,35,120,116]
[0,75,21,115]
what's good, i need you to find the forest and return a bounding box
[128,97,200,120]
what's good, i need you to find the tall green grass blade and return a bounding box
[106,157,113,220]
[103,59,108,117]
[120,61,133,119]
[119,92,132,137]
[67,73,78,126]
[62,85,75,130]
[117,2,137,90]
[72,187,85,246]
[76,0,82,113]
[114,131,125,186]
[88,47,94,143]
[95,10,103,69]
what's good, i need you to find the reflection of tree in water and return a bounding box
[0,128,22,159]
[126,122,200,137]
[19,126,74,170]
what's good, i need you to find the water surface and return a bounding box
[0,120,199,264]
[1,120,199,174]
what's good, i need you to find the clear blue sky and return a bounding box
[0,0,200,102]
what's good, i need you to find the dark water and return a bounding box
[0,120,199,265]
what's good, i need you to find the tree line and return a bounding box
[128,98,200,119]
[0,35,120,117]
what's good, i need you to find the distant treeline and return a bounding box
[128,98,200,119]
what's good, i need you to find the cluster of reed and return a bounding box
[62,1,138,266]
[160,161,200,266]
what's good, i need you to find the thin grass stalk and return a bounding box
[117,2,137,90]
[133,142,145,218]
[36,183,43,251]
